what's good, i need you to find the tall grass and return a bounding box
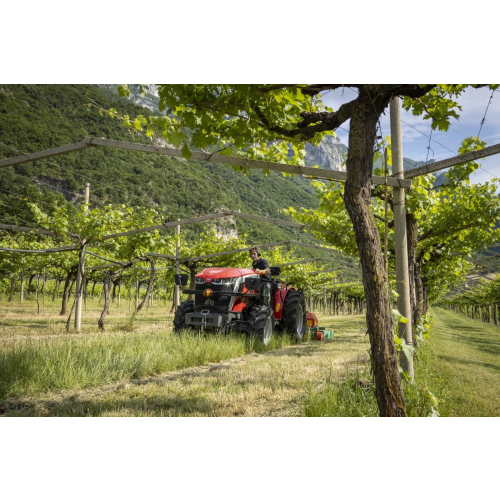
[304,340,445,417]
[0,330,293,399]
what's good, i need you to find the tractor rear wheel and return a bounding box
[280,291,307,341]
[246,305,274,346]
[173,300,194,332]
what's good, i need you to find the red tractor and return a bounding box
[173,266,307,345]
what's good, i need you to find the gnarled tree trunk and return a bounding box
[135,256,156,313]
[60,267,77,315]
[414,260,424,328]
[41,273,46,314]
[28,274,36,296]
[343,91,406,417]
[36,275,40,314]
[8,278,15,302]
[98,271,112,331]
[83,278,88,307]
[98,263,134,330]
[422,279,429,315]
[52,278,60,302]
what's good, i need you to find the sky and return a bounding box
[322,86,500,186]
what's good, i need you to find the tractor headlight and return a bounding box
[195,277,205,284]
[213,277,237,284]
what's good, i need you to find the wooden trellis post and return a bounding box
[74,183,89,332]
[174,219,181,310]
[390,98,414,378]
[20,273,24,303]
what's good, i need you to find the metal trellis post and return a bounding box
[390,98,414,378]
[174,219,181,310]
[74,183,89,332]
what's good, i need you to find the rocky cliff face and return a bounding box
[124,85,161,113]
[305,135,347,171]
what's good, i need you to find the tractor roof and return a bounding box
[196,267,256,280]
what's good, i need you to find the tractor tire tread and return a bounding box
[280,290,307,340]
[173,300,194,332]
[245,305,274,343]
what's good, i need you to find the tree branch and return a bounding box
[300,85,358,97]
[419,222,477,242]
[373,214,395,229]
[384,84,437,99]
[257,84,358,96]
[298,96,357,128]
[257,84,299,93]
[253,97,357,141]
[371,190,394,209]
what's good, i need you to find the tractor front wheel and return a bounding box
[246,305,274,346]
[280,291,307,341]
[173,300,194,332]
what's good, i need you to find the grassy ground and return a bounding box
[0,298,297,400]
[0,295,170,341]
[1,298,498,417]
[429,307,500,417]
[304,308,500,417]
[0,299,370,416]
[303,335,444,417]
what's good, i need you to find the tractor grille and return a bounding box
[193,282,241,312]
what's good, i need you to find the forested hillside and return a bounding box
[0,84,326,249]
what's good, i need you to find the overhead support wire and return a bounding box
[85,250,175,271]
[148,240,340,263]
[478,89,495,139]
[279,257,356,267]
[0,245,78,254]
[100,210,307,241]
[400,120,457,156]
[0,216,343,264]
[0,223,79,240]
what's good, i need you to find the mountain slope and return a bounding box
[0,84,333,256]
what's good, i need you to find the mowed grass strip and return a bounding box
[430,307,500,417]
[304,307,500,417]
[1,314,370,416]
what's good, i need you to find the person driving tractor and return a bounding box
[249,246,270,277]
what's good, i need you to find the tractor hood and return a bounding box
[196,267,256,283]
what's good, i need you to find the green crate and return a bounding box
[317,326,334,339]
[306,327,334,340]
[323,330,334,339]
